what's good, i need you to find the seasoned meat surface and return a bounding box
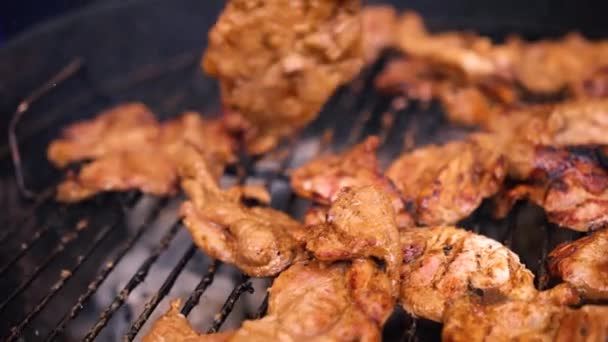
[179,146,305,277]
[305,186,402,295]
[512,33,608,95]
[204,0,363,153]
[549,228,608,299]
[495,147,608,232]
[48,103,159,168]
[291,136,413,227]
[398,226,537,322]
[361,5,397,62]
[143,300,233,342]
[395,12,506,82]
[145,260,394,342]
[443,299,608,342]
[386,133,506,226]
[48,104,236,202]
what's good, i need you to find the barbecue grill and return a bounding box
[1,0,607,341]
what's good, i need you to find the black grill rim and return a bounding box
[0,47,598,342]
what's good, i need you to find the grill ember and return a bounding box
[3,5,608,342]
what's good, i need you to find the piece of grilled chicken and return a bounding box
[48,103,236,202]
[387,133,506,226]
[179,145,306,277]
[548,228,608,300]
[443,298,607,342]
[494,147,608,232]
[305,185,402,296]
[203,0,363,154]
[145,259,394,342]
[290,136,413,227]
[398,226,545,322]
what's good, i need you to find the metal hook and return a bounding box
[8,58,84,199]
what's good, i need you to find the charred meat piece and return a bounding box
[398,226,537,322]
[548,228,608,299]
[146,260,394,342]
[179,146,305,277]
[387,134,506,226]
[203,0,363,154]
[305,186,402,295]
[290,136,413,227]
[495,147,608,232]
[48,105,237,202]
[443,298,607,342]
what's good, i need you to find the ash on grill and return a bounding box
[0,50,592,342]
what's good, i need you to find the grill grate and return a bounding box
[0,52,586,342]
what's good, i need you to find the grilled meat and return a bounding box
[48,103,159,167]
[395,12,506,82]
[512,33,608,95]
[494,147,608,232]
[56,151,179,202]
[573,66,608,99]
[374,57,437,103]
[443,299,607,342]
[143,300,233,342]
[386,133,506,226]
[145,260,394,342]
[290,136,413,227]
[305,186,402,295]
[548,228,608,299]
[361,5,397,63]
[48,104,236,202]
[203,0,363,153]
[398,226,539,322]
[179,146,305,277]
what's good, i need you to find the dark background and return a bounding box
[0,0,100,44]
[1,0,608,46]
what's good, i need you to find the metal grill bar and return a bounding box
[0,216,91,313]
[8,58,84,199]
[181,260,220,317]
[45,198,168,341]
[0,222,52,276]
[206,276,254,334]
[0,189,55,245]
[5,221,116,341]
[124,243,198,341]
[81,221,183,341]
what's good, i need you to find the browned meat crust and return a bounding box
[305,186,402,296]
[548,228,608,299]
[48,103,236,202]
[145,260,394,342]
[398,226,538,322]
[443,299,607,342]
[290,136,413,227]
[372,8,608,127]
[143,300,233,342]
[494,147,608,232]
[179,146,306,277]
[361,5,397,63]
[387,133,506,226]
[203,0,363,153]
